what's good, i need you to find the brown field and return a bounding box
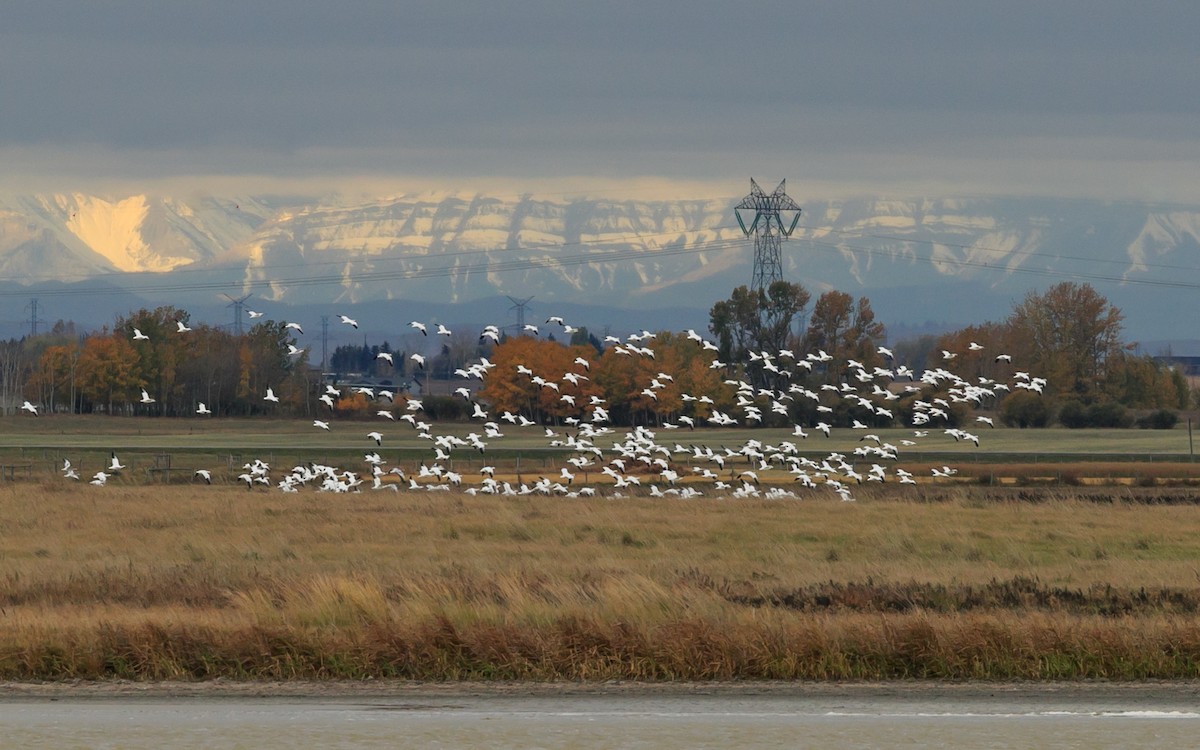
[5,482,1200,681]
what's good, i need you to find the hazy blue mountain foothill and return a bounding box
[0,191,1197,347]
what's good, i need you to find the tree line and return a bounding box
[10,307,314,416]
[707,280,1189,428]
[1,282,1191,427]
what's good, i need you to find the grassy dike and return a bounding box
[3,482,1200,681]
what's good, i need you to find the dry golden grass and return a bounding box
[5,483,1200,680]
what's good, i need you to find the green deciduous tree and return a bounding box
[709,281,810,364]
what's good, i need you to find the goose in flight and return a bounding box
[285,322,304,334]
[436,324,452,336]
[409,321,427,335]
[132,328,150,341]
[367,431,383,446]
[338,315,358,329]
[247,309,264,319]
[410,353,425,369]
[194,469,212,484]
[196,402,212,415]
[21,401,37,416]
[140,389,155,404]
[264,387,280,403]
[376,352,394,365]
[108,453,125,472]
[176,321,192,333]
[61,458,81,480]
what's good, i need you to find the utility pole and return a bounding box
[735,179,802,292]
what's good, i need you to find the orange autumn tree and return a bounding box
[801,290,886,384]
[478,337,602,424]
[76,334,142,414]
[934,322,1011,382]
[27,343,79,414]
[592,331,734,426]
[593,345,659,425]
[1006,282,1124,403]
[653,331,735,423]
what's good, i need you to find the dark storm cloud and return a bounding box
[2,1,1198,196]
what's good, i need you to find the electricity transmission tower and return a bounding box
[507,295,534,333]
[223,293,252,335]
[25,298,44,336]
[320,315,330,373]
[735,179,802,291]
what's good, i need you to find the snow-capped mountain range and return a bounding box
[1,190,1198,345]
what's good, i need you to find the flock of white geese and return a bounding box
[34,310,1046,501]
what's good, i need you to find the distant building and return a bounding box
[1152,355,1200,376]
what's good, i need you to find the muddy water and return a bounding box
[3,690,1198,749]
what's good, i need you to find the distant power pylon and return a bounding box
[320,315,330,372]
[223,293,252,335]
[25,298,44,337]
[735,179,802,291]
[507,295,534,333]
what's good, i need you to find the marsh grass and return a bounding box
[5,484,1200,680]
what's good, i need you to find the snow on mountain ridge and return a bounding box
[61,194,185,273]
[1126,212,1200,277]
[4,191,1200,342]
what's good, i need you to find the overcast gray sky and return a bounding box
[3,0,1198,200]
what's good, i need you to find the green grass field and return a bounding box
[0,415,1196,489]
[1,414,1195,455]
